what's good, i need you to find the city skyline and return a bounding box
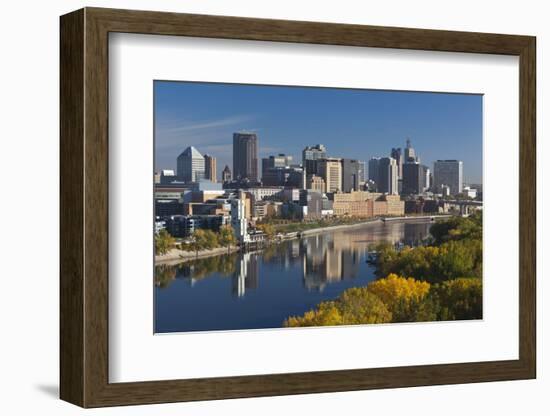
[154,81,483,184]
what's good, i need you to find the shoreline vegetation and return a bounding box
[285,211,483,326]
[155,214,451,265]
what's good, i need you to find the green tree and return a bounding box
[257,223,276,241]
[219,225,237,253]
[429,211,482,245]
[154,229,175,255]
[376,237,482,283]
[189,229,208,258]
[427,277,482,320]
[203,229,219,249]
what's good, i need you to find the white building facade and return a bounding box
[433,160,463,196]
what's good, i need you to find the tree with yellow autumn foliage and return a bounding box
[284,288,391,327]
[367,273,431,322]
[283,274,482,327]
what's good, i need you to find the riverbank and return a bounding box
[155,246,240,265]
[156,216,437,265]
[298,218,383,237]
[382,214,453,222]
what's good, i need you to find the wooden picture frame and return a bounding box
[60,7,536,408]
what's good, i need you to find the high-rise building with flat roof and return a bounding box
[433,160,463,196]
[233,132,258,182]
[377,157,398,195]
[318,158,342,193]
[177,146,205,182]
[368,157,381,187]
[302,144,327,176]
[341,159,364,193]
[231,192,250,243]
[402,162,430,195]
[203,154,217,182]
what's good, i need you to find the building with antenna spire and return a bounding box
[404,138,418,162]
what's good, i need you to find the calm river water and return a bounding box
[155,220,432,333]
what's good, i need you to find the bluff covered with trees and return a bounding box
[285,212,483,326]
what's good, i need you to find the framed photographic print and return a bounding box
[60,7,536,408]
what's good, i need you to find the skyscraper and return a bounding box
[318,158,342,193]
[391,147,403,179]
[341,159,363,192]
[358,160,367,182]
[424,167,431,191]
[402,162,430,195]
[404,138,417,162]
[377,157,398,195]
[230,193,249,243]
[177,146,205,182]
[222,165,232,183]
[233,132,259,182]
[433,160,463,196]
[368,157,381,185]
[203,154,217,182]
[302,144,327,175]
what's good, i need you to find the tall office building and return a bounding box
[341,159,363,193]
[221,165,232,183]
[424,167,431,191]
[203,154,217,182]
[377,157,398,195]
[391,147,403,179]
[358,160,366,182]
[261,154,293,178]
[318,158,342,193]
[404,138,418,162]
[433,160,463,196]
[402,162,430,195]
[233,132,259,182]
[302,144,327,175]
[368,157,381,186]
[177,146,205,182]
[231,192,249,243]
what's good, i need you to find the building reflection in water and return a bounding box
[301,232,362,292]
[232,252,259,297]
[300,222,431,292]
[158,221,432,297]
[403,222,431,246]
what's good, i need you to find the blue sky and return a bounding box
[154,81,483,184]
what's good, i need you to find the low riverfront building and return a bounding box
[331,191,404,218]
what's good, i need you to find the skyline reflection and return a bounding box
[155,220,433,333]
[156,221,432,296]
